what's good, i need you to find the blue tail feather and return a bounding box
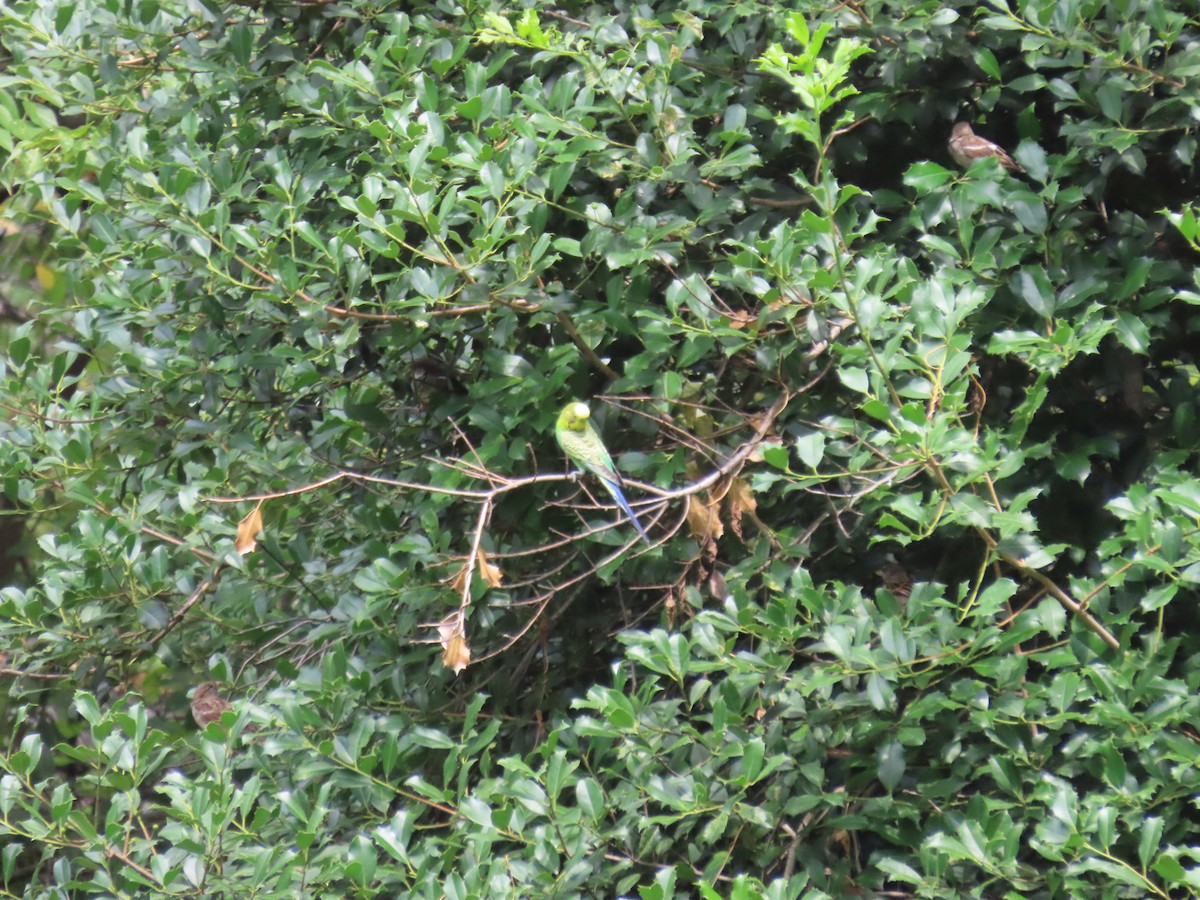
[600,477,651,545]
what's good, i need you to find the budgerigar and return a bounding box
[555,401,650,544]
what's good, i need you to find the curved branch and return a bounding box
[633,390,792,500]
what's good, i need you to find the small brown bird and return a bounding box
[949,122,1024,174]
[876,561,913,603]
[190,681,232,728]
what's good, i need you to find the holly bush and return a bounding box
[1,0,1198,896]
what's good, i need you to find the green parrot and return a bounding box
[555,401,650,544]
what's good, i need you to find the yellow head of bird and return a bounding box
[561,401,591,430]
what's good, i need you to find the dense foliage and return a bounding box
[2,0,1199,895]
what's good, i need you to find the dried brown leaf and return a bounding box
[726,309,757,330]
[726,477,756,540]
[235,504,264,555]
[477,549,504,588]
[686,494,723,541]
[438,616,472,675]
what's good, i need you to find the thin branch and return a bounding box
[105,846,161,886]
[821,115,872,158]
[0,401,112,426]
[147,575,218,647]
[447,417,502,488]
[949,469,1121,651]
[324,303,494,320]
[747,194,814,209]
[457,497,493,616]
[0,668,70,681]
[542,8,590,27]
[137,524,216,563]
[998,554,1121,651]
[556,312,620,381]
[639,391,791,500]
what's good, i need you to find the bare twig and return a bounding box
[998,553,1121,651]
[447,418,503,488]
[953,469,1121,651]
[638,391,791,500]
[105,846,161,886]
[457,497,494,615]
[148,574,218,647]
[556,312,620,381]
[0,402,112,426]
[0,668,70,681]
[542,8,589,27]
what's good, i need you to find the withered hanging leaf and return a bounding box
[726,477,756,541]
[235,504,264,555]
[437,616,471,675]
[442,634,471,674]
[725,309,757,330]
[686,494,723,541]
[448,551,504,595]
[477,549,504,588]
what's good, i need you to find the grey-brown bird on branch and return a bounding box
[191,681,260,735]
[190,681,233,728]
[876,561,913,605]
[949,122,1024,174]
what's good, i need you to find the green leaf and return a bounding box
[1139,817,1164,869]
[576,777,604,821]
[974,47,1001,81]
[1114,311,1150,353]
[794,431,825,468]
[1013,266,1055,317]
[877,740,905,792]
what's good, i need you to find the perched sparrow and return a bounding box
[876,561,913,602]
[190,681,233,728]
[948,122,1024,174]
